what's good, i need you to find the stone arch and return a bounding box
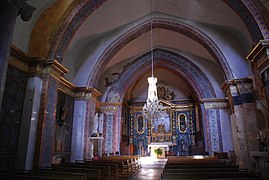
[104,48,222,154]
[46,0,265,61]
[88,18,233,89]
[105,49,216,102]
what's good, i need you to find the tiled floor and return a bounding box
[129,157,167,180]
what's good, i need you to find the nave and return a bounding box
[1,155,268,179]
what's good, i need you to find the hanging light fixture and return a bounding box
[142,0,165,120]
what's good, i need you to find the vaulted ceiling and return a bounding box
[12,0,269,102]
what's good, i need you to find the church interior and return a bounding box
[1,0,269,179]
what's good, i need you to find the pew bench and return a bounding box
[50,166,101,180]
[163,167,248,173]
[161,171,262,179]
[6,170,87,180]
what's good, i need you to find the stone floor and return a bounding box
[129,157,167,180]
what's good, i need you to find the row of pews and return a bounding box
[0,155,141,180]
[161,156,265,179]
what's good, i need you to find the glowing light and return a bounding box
[193,155,205,159]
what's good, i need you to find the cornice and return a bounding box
[247,40,269,72]
[221,77,253,90]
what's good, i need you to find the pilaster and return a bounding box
[246,40,269,101]
[200,98,230,154]
[246,40,269,132]
[222,78,257,169]
[32,58,68,167]
[71,88,101,161]
[100,103,122,154]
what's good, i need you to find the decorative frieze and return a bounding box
[100,103,120,112]
[200,98,228,109]
[222,78,255,109]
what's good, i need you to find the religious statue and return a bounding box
[56,106,68,127]
[157,123,166,133]
[91,113,102,137]
[56,106,69,151]
[257,131,268,151]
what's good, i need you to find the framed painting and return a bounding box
[136,114,145,134]
[178,113,187,133]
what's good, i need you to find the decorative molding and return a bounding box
[223,0,263,42]
[74,87,102,101]
[51,0,265,72]
[157,86,175,101]
[246,40,269,72]
[9,46,69,81]
[89,19,232,88]
[200,98,228,109]
[9,46,103,102]
[106,49,216,103]
[28,57,69,80]
[222,77,253,91]
[203,102,228,109]
[9,45,31,72]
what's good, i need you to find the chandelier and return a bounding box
[142,2,165,120]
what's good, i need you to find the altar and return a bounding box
[148,142,172,158]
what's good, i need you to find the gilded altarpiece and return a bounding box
[129,101,196,156]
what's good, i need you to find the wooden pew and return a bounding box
[50,166,101,180]
[161,171,262,179]
[163,167,248,173]
[89,159,129,179]
[7,170,87,180]
[61,163,112,180]
[162,156,263,180]
[88,155,141,179]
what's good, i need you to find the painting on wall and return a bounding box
[152,112,171,133]
[135,114,145,134]
[178,113,187,133]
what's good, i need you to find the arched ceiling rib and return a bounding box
[11,0,269,101]
[82,18,233,88]
[58,0,255,62]
[22,0,266,61]
[105,49,217,103]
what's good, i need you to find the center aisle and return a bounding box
[129,157,167,180]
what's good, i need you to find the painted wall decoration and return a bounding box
[129,101,196,156]
[135,114,145,134]
[152,113,170,134]
[178,113,187,133]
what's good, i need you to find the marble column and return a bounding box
[32,59,68,168]
[15,77,42,170]
[101,104,122,154]
[0,0,35,108]
[71,88,101,161]
[222,78,257,169]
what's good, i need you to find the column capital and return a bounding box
[200,98,228,109]
[100,103,121,113]
[28,57,69,80]
[222,78,255,110]
[75,87,102,100]
[9,0,36,21]
[221,77,253,95]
